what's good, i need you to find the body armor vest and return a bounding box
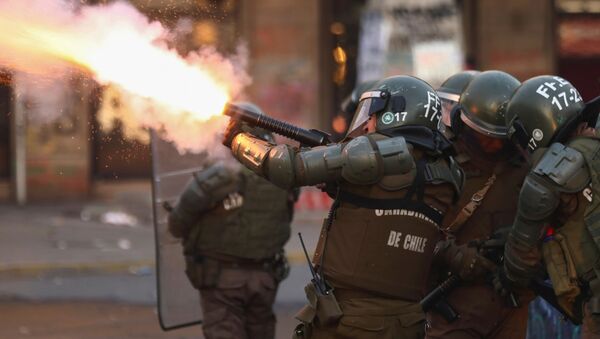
[559,137,600,280]
[185,167,292,260]
[447,140,528,243]
[321,148,458,301]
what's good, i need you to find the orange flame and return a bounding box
[0,1,230,122]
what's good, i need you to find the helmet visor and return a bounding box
[347,90,389,136]
[461,111,508,138]
[438,92,460,128]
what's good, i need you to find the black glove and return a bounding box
[435,238,496,281]
[222,118,245,148]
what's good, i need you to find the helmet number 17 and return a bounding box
[395,112,408,122]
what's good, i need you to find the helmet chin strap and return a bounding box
[509,119,531,151]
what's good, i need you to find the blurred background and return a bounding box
[0,0,598,337]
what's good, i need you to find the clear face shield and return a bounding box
[346,90,389,137]
[437,92,460,130]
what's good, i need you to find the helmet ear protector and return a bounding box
[507,117,531,150]
[390,95,406,115]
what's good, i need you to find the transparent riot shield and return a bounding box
[151,130,206,330]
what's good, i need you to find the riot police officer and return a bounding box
[496,76,600,337]
[167,102,296,339]
[223,75,464,339]
[426,70,532,338]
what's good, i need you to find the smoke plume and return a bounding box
[0,0,251,155]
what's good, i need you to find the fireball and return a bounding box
[0,0,231,122]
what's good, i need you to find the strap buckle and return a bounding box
[471,192,484,203]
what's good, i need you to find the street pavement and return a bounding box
[0,182,329,338]
[0,301,302,338]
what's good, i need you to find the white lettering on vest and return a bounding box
[387,231,428,253]
[223,192,244,210]
[401,234,427,253]
[374,209,436,225]
[387,230,397,246]
[387,230,403,248]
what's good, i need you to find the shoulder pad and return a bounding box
[424,156,464,200]
[518,174,560,220]
[533,142,589,193]
[266,144,296,189]
[377,172,416,191]
[341,135,382,185]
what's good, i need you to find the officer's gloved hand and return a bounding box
[222,118,245,148]
[435,238,496,281]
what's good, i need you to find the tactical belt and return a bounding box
[217,260,272,271]
[334,288,386,300]
[199,252,274,270]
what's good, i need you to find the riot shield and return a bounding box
[151,130,206,330]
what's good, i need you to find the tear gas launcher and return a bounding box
[223,103,331,147]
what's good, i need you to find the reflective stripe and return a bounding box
[460,112,508,138]
[437,92,460,102]
[359,90,385,101]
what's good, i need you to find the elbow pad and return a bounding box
[231,132,414,188]
[230,132,339,189]
[512,142,590,246]
[518,174,560,222]
[510,174,559,246]
[341,135,414,185]
[231,133,273,175]
[230,132,298,189]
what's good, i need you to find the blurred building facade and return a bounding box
[1,0,600,203]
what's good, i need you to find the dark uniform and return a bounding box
[223,76,464,339]
[427,71,534,338]
[426,140,531,338]
[498,76,600,337]
[168,103,295,339]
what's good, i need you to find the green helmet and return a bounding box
[440,70,520,138]
[437,70,480,131]
[347,75,442,136]
[505,75,584,152]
